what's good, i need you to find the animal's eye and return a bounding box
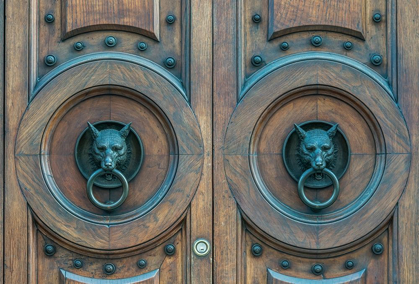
[306,145,315,151]
[97,145,106,151]
[322,145,331,150]
[113,145,123,151]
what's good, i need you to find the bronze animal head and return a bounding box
[88,122,132,172]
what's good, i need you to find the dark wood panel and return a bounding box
[0,0,4,279]
[268,0,365,39]
[62,0,159,40]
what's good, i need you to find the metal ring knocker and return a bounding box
[298,168,340,210]
[87,169,129,211]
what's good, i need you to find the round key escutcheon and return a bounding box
[166,15,176,24]
[312,264,324,275]
[280,260,290,269]
[105,36,117,47]
[103,263,116,275]
[252,14,262,23]
[345,260,355,270]
[44,55,57,67]
[73,259,83,269]
[311,36,323,47]
[44,244,56,256]
[45,14,55,23]
[73,42,84,51]
[251,244,263,257]
[372,243,384,255]
[165,244,176,256]
[137,259,147,269]
[193,239,211,257]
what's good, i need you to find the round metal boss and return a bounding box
[283,120,350,189]
[75,121,144,189]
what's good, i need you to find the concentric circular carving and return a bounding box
[224,55,410,249]
[15,54,203,250]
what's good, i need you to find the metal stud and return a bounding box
[45,14,55,23]
[373,13,382,23]
[137,259,147,269]
[44,244,56,256]
[280,259,290,269]
[311,36,323,47]
[370,54,383,66]
[252,14,262,23]
[343,41,353,50]
[73,42,84,51]
[44,55,57,67]
[251,244,263,257]
[138,42,148,51]
[73,259,83,269]
[311,264,324,275]
[105,36,117,47]
[164,244,176,256]
[251,55,263,67]
[372,243,384,255]
[103,263,116,275]
[280,42,290,51]
[345,260,355,270]
[166,15,176,24]
[164,57,176,69]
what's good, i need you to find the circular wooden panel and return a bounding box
[224,55,410,249]
[15,54,203,250]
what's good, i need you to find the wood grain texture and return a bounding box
[213,0,239,282]
[0,0,4,280]
[268,0,365,40]
[4,0,29,282]
[62,0,159,40]
[189,0,213,282]
[397,0,419,281]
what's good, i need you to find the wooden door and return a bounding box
[3,0,419,283]
[4,0,212,283]
[213,0,419,283]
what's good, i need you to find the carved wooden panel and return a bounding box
[62,0,159,40]
[268,0,365,40]
[60,269,159,283]
[267,269,366,284]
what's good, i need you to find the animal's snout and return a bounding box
[312,152,326,170]
[102,155,116,170]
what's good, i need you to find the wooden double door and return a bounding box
[3,0,419,283]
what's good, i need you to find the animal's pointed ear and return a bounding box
[294,124,307,140]
[119,122,132,139]
[327,123,339,138]
[87,122,100,139]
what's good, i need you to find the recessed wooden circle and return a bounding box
[224,57,410,249]
[15,55,203,250]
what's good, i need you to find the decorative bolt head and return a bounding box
[44,55,57,67]
[373,13,382,23]
[164,244,176,256]
[73,42,84,51]
[370,54,383,66]
[252,14,262,23]
[137,259,147,269]
[311,36,323,47]
[280,259,290,269]
[44,244,56,256]
[166,15,176,24]
[73,259,83,269]
[372,243,384,255]
[311,264,324,275]
[280,42,290,51]
[138,42,148,51]
[45,14,55,23]
[105,36,117,47]
[251,55,263,67]
[345,260,355,270]
[164,57,177,69]
[103,263,116,275]
[251,243,263,257]
[343,41,353,50]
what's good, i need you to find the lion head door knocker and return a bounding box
[75,121,144,211]
[283,121,350,211]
